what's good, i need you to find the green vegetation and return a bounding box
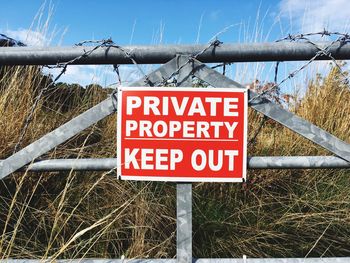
[0,64,350,259]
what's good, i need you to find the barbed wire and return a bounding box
[0,33,26,47]
[11,30,350,153]
[249,30,350,104]
[113,64,122,86]
[13,37,225,152]
[211,62,231,76]
[276,30,350,43]
[245,30,350,148]
[13,38,151,153]
[153,39,224,87]
[13,39,114,153]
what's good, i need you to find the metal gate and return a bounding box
[1,39,350,262]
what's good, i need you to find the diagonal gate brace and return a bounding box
[1,55,350,180]
[175,55,193,263]
[0,57,179,179]
[188,58,350,162]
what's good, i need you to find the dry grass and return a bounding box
[0,66,175,259]
[194,66,350,258]
[0,63,350,259]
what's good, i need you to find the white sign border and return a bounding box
[117,87,248,183]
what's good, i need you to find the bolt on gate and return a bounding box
[1,37,350,262]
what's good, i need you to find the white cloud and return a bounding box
[4,28,48,46]
[275,0,350,95]
[45,65,101,86]
[279,0,350,33]
[2,26,152,87]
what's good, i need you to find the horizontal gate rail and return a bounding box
[3,257,350,262]
[2,156,349,172]
[1,42,350,262]
[1,42,350,65]
[0,58,179,180]
[189,58,350,163]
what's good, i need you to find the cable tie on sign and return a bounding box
[112,89,119,112]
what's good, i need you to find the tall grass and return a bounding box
[194,66,350,257]
[0,60,350,259]
[0,65,176,259]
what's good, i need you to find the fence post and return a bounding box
[176,183,192,263]
[176,55,193,263]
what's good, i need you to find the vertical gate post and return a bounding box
[176,183,192,263]
[176,55,193,263]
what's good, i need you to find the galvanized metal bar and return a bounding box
[5,156,350,171]
[247,156,350,169]
[1,260,175,263]
[190,58,350,163]
[1,42,350,65]
[176,55,193,87]
[176,183,192,263]
[3,258,350,263]
[0,98,115,179]
[0,57,179,180]
[24,158,117,171]
[176,55,193,263]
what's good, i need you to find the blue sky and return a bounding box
[1,0,282,45]
[1,0,350,90]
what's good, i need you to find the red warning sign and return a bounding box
[117,87,247,182]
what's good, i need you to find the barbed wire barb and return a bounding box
[249,30,350,104]
[12,31,350,153]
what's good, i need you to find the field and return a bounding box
[0,63,350,259]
